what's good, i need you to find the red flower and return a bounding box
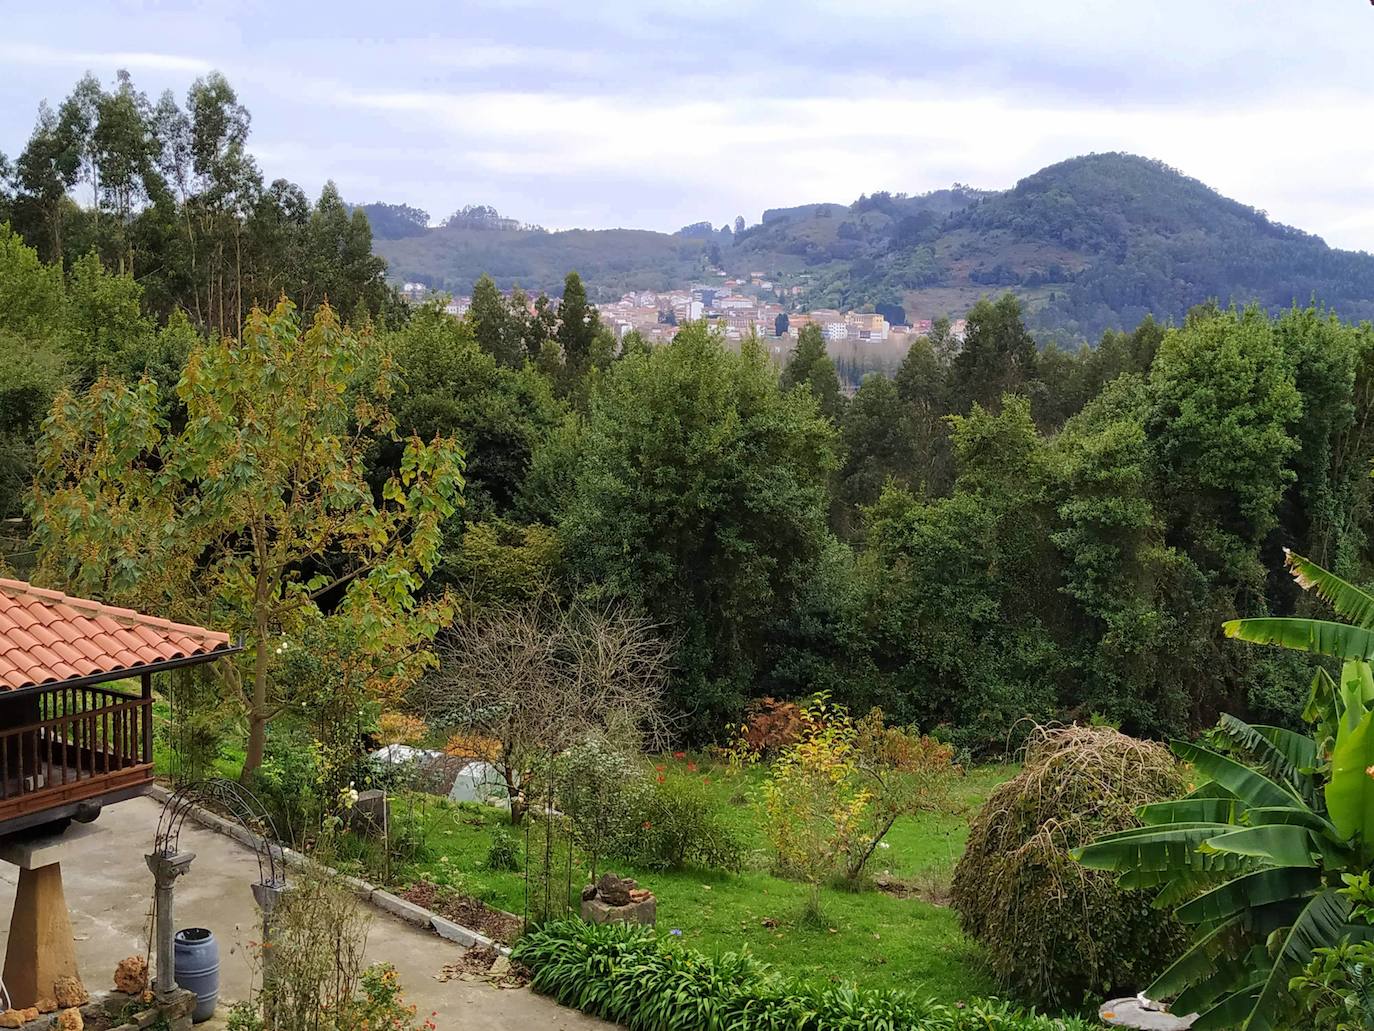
[655,764,666,772]
[702,776,711,784]
[686,761,698,772]
[642,820,653,829]
[673,751,686,760]
[657,774,665,783]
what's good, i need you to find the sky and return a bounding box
[2,0,1372,250]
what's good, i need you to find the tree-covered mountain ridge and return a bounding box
[373,152,1374,341]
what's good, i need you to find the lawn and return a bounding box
[376,755,1017,1002]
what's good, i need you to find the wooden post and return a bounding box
[141,672,154,765]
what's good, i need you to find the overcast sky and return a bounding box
[3,1,1371,250]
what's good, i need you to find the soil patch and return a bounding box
[874,872,951,907]
[400,881,523,944]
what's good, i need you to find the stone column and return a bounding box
[0,824,104,1008]
[251,880,289,1022]
[145,850,196,997]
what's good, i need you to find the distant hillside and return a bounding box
[374,222,712,299]
[372,154,1374,340]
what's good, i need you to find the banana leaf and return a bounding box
[1192,981,1265,1031]
[1340,660,1374,732]
[1325,706,1374,850]
[1147,915,1246,1001]
[1174,867,1321,925]
[1198,825,1317,868]
[1237,888,1353,1031]
[1284,550,1374,629]
[1223,617,1374,662]
[1242,806,1336,836]
[1214,714,1317,802]
[1252,725,1319,777]
[1172,741,1302,809]
[1075,824,1248,875]
[1138,797,1245,826]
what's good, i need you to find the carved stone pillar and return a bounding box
[145,850,196,997]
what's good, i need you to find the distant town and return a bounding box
[399,274,968,388]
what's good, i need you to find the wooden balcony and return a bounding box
[0,682,153,835]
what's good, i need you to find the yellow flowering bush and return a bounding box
[761,696,955,919]
[762,699,867,919]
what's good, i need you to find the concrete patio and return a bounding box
[0,794,606,1030]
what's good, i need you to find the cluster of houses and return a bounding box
[399,278,968,363]
[596,284,966,359]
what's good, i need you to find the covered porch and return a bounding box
[0,577,234,1012]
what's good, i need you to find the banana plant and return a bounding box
[1075,552,1374,1030]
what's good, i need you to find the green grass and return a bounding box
[380,757,1016,1002]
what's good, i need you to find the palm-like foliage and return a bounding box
[1075,552,1374,1030]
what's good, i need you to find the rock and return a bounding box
[489,955,511,977]
[114,955,150,994]
[582,895,656,926]
[35,997,58,1014]
[0,1012,21,1029]
[18,1011,38,1025]
[594,872,637,906]
[54,975,89,1009]
[57,1009,84,1031]
[1100,998,1197,1029]
[580,884,597,901]
[349,789,390,836]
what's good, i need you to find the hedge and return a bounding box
[511,919,1095,1031]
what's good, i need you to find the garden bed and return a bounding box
[399,880,523,944]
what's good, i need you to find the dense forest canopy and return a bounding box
[4,70,1374,761]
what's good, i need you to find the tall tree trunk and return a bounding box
[240,641,269,783]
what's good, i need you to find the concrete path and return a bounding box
[0,794,606,1030]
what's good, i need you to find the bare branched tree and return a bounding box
[416,600,675,823]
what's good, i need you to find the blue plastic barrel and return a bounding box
[174,927,219,1022]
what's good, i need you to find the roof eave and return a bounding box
[4,644,244,694]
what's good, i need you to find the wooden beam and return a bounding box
[141,672,153,764]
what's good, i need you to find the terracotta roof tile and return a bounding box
[0,578,232,691]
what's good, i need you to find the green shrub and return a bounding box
[512,918,1094,1031]
[553,736,645,880]
[625,760,743,872]
[485,827,520,872]
[951,725,1187,1009]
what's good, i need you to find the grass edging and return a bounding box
[144,784,512,957]
[512,918,1095,1031]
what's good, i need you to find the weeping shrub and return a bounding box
[950,725,1188,1008]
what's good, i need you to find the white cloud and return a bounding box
[4,1,1372,251]
[0,43,212,74]
[306,79,1373,250]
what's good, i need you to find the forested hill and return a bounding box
[375,153,1374,341]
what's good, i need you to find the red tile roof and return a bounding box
[0,579,232,691]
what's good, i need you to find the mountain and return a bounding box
[374,221,714,298]
[372,154,1374,340]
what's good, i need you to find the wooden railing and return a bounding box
[0,683,153,820]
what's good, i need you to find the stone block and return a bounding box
[431,915,495,949]
[1099,998,1197,1029]
[369,889,432,926]
[0,824,107,871]
[348,790,389,836]
[581,896,656,926]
